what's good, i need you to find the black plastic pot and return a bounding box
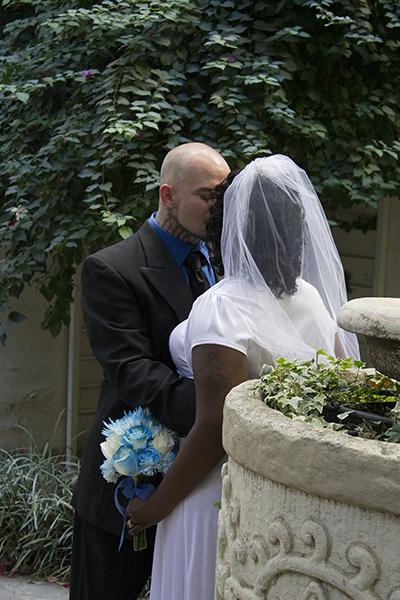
[322,402,394,428]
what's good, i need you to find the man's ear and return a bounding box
[159,183,174,209]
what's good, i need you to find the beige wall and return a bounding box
[74,321,102,456]
[65,275,102,456]
[374,197,400,297]
[0,286,68,451]
[332,204,377,300]
[333,227,376,298]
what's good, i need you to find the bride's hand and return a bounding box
[126,496,167,535]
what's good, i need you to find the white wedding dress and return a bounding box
[149,278,337,600]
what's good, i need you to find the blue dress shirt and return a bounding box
[148,213,216,286]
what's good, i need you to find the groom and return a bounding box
[70,142,230,600]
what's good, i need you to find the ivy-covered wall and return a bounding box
[1,0,399,339]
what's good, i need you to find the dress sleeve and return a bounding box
[184,291,251,360]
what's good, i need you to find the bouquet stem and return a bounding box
[133,530,147,551]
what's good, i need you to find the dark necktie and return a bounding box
[184,250,210,299]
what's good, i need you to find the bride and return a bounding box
[128,155,359,600]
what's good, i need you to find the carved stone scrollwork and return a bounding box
[346,543,380,591]
[216,462,234,600]
[254,517,382,600]
[267,516,293,558]
[223,576,261,600]
[223,576,331,600]
[300,520,330,564]
[221,461,231,498]
[247,534,269,566]
[215,562,231,600]
[298,580,329,600]
[219,462,242,556]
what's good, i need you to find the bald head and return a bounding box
[160,142,229,186]
[156,142,230,243]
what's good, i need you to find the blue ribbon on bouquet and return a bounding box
[114,477,155,551]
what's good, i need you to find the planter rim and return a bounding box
[223,380,400,516]
[338,297,400,340]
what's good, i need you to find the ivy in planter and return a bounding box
[259,351,400,443]
[1,0,400,340]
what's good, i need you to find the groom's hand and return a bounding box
[126,496,167,535]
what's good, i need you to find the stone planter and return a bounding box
[338,297,400,381]
[216,380,400,600]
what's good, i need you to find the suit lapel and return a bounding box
[138,222,193,322]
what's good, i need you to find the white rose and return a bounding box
[153,431,175,455]
[100,433,122,459]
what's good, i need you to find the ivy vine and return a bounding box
[259,352,400,443]
[1,0,399,339]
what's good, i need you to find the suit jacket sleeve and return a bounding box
[81,254,195,437]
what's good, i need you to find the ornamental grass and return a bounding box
[0,442,79,582]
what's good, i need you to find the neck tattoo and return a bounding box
[156,212,201,244]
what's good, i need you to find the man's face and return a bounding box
[169,157,229,240]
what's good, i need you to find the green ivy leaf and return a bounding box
[0,0,399,340]
[118,225,133,239]
[15,92,29,104]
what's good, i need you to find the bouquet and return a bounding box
[100,407,177,550]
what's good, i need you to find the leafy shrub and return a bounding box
[1,0,399,339]
[0,444,79,581]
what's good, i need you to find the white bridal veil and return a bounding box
[216,154,359,361]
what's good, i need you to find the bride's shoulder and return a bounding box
[295,279,333,318]
[189,280,246,328]
[296,278,321,299]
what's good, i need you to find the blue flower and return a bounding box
[112,446,139,477]
[101,408,151,438]
[160,449,176,473]
[100,406,177,485]
[137,447,162,476]
[122,424,152,450]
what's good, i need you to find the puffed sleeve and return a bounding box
[184,290,251,368]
